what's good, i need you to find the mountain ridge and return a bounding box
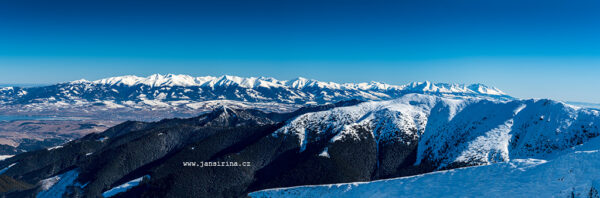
[65,74,507,96]
[0,74,511,121]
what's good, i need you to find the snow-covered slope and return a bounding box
[272,94,600,170]
[250,136,600,198]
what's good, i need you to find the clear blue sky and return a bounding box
[0,0,599,102]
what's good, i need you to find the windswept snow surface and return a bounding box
[250,137,600,198]
[273,94,600,169]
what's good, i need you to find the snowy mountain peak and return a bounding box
[85,74,213,87]
[401,81,507,96]
[70,79,90,84]
[467,83,506,95]
[286,77,312,89]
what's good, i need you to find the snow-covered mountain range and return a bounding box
[0,74,509,120]
[249,94,600,197]
[1,93,598,197]
[273,94,600,170]
[0,74,508,104]
[70,74,506,95]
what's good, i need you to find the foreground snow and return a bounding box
[250,137,600,198]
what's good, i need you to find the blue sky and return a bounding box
[0,0,599,102]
